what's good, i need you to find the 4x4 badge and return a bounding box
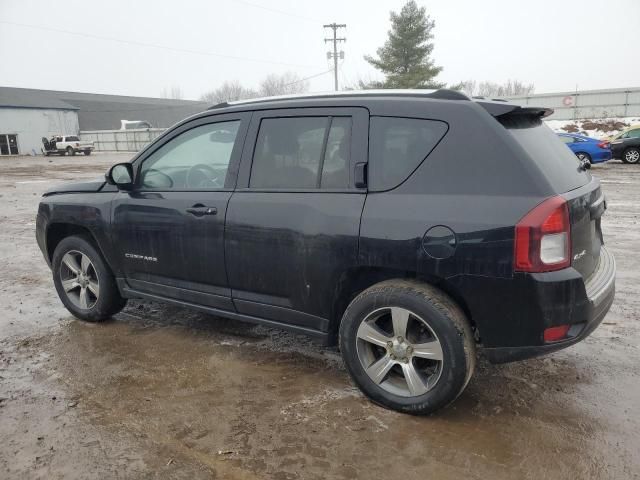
[573,250,586,261]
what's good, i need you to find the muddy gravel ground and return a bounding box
[0,153,638,479]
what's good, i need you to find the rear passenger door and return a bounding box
[225,108,368,333]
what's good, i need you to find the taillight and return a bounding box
[514,196,571,272]
[597,141,609,149]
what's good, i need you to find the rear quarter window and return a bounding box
[369,117,448,191]
[500,115,590,193]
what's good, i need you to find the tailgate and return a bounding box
[563,178,605,279]
[497,113,604,280]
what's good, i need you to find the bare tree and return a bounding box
[259,72,310,96]
[161,85,184,99]
[458,79,535,98]
[199,80,258,104]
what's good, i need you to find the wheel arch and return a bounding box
[46,223,103,263]
[328,267,477,346]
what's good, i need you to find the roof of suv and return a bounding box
[207,88,553,119]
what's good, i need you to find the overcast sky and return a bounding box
[1,0,639,100]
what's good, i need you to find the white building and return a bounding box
[0,87,208,156]
[0,91,79,156]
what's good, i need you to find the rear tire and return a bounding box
[66,146,75,156]
[52,235,126,322]
[339,279,476,415]
[622,147,640,164]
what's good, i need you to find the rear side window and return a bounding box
[66,136,79,142]
[250,116,351,189]
[369,117,448,191]
[500,115,590,193]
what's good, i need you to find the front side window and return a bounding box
[559,136,575,144]
[369,116,448,191]
[250,116,352,189]
[628,129,640,139]
[139,121,240,190]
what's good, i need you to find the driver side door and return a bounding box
[111,112,250,311]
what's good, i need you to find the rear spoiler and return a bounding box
[474,98,554,118]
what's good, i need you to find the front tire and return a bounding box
[66,146,75,156]
[622,147,640,164]
[52,235,126,322]
[84,149,91,156]
[339,279,476,415]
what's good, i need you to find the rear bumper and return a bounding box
[592,150,612,163]
[611,144,624,158]
[482,246,615,363]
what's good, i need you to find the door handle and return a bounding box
[186,205,217,217]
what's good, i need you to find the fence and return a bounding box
[79,128,166,152]
[504,87,640,120]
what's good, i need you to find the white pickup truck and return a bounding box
[42,135,94,156]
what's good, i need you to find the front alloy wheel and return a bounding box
[52,235,126,322]
[624,148,640,164]
[59,250,99,309]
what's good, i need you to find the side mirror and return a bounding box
[106,162,134,190]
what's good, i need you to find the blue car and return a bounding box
[557,133,611,164]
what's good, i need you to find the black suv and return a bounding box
[36,90,615,414]
[610,126,640,164]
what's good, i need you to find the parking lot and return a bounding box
[0,153,638,479]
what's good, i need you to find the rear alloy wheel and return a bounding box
[339,279,475,415]
[66,146,75,156]
[576,152,591,164]
[356,307,444,397]
[622,148,640,164]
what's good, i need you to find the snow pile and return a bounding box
[545,117,640,139]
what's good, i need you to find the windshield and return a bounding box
[500,115,591,193]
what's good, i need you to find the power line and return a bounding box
[282,69,335,88]
[234,0,320,23]
[0,20,318,69]
[324,24,346,91]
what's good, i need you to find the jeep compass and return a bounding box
[36,90,616,414]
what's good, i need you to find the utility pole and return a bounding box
[324,23,346,91]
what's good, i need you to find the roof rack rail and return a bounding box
[209,101,230,109]
[206,88,470,110]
